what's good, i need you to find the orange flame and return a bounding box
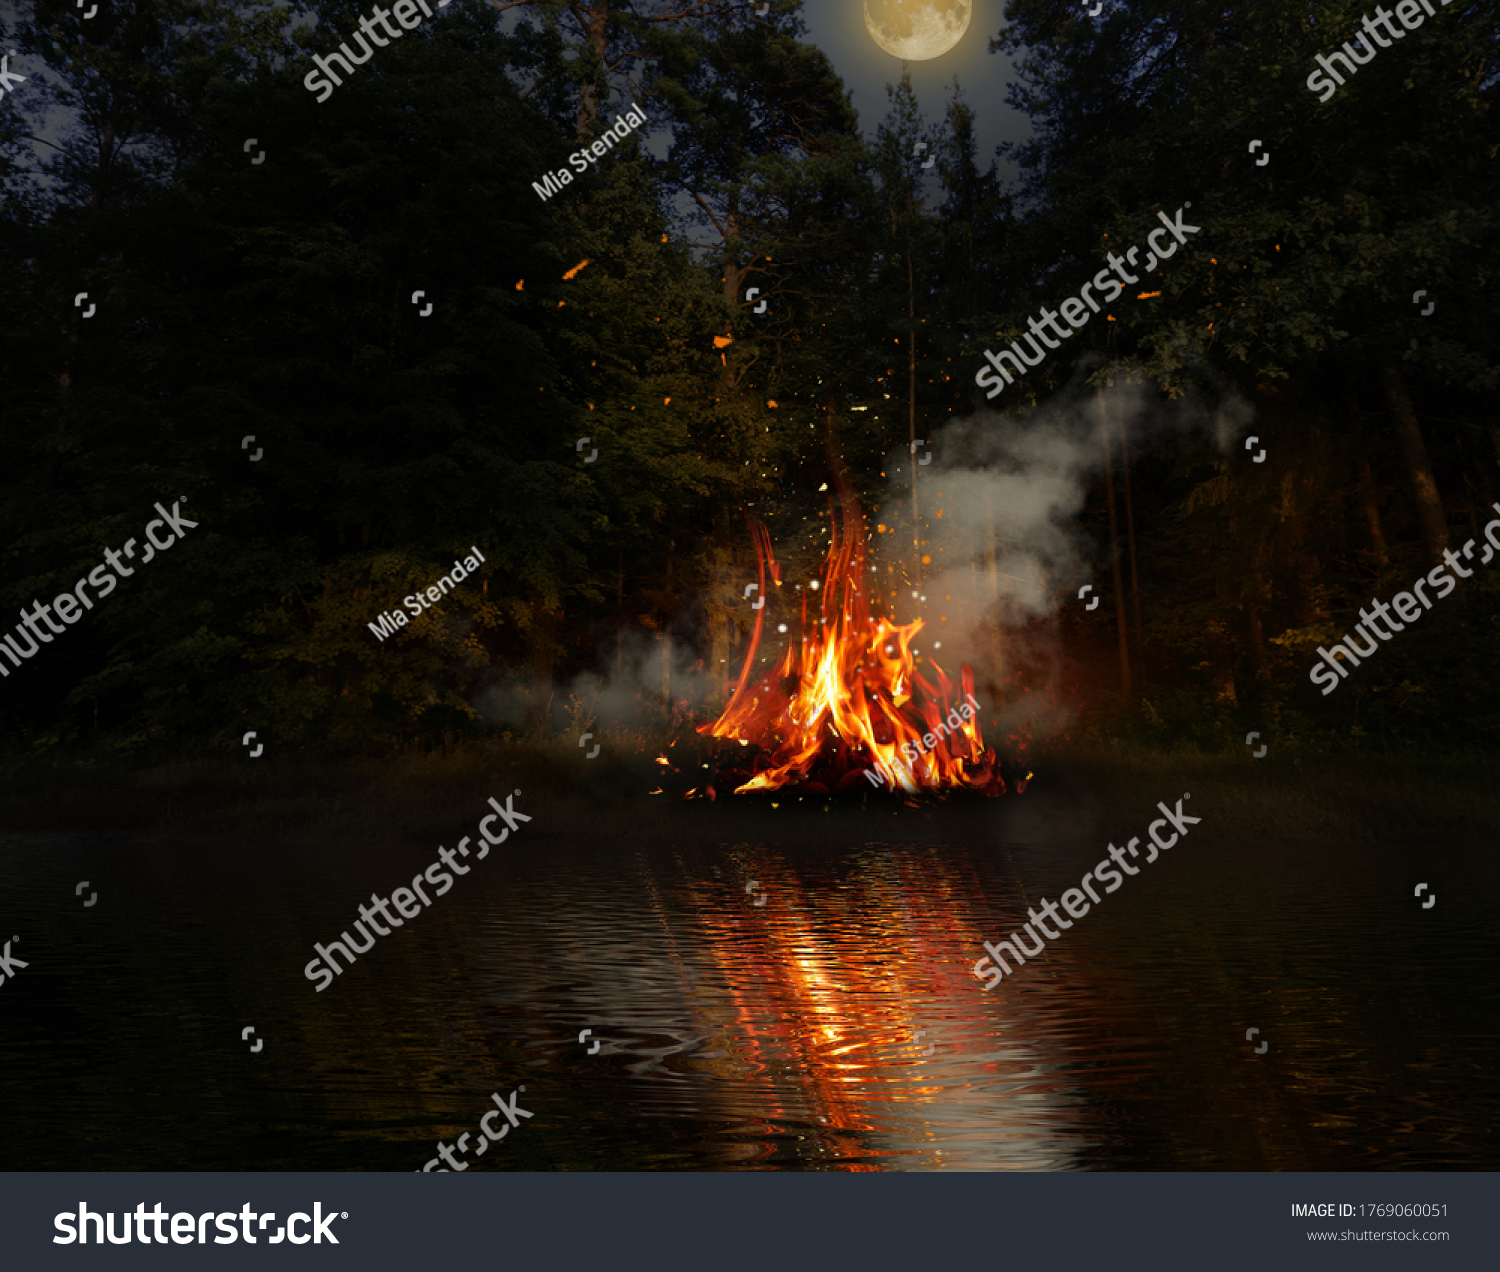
[698,506,1005,797]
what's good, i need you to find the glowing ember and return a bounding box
[698,501,1011,797]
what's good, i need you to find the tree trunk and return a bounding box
[1356,454,1388,567]
[661,633,672,722]
[1344,382,1389,567]
[710,532,733,706]
[1381,362,1448,565]
[1462,464,1482,543]
[984,485,1006,710]
[1097,388,1131,700]
[1119,405,1145,688]
[1291,551,1328,625]
[908,241,919,586]
[1208,622,1238,703]
[576,0,610,141]
[1246,595,1268,678]
[528,601,559,732]
[709,591,731,706]
[721,221,750,307]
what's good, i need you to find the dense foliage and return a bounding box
[2,0,1496,755]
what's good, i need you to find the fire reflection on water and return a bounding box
[551,844,1079,1170]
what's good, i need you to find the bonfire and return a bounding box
[690,474,1013,798]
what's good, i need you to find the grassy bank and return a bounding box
[0,742,595,842]
[1,738,1497,847]
[1033,740,1500,850]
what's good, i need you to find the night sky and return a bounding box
[803,0,1028,178]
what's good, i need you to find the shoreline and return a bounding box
[2,743,1497,849]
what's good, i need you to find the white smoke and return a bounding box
[470,378,1254,746]
[868,378,1254,730]
[472,628,714,737]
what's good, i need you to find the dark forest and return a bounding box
[3,0,1497,774]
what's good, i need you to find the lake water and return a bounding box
[3,786,1496,1171]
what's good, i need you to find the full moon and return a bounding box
[863,0,971,61]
